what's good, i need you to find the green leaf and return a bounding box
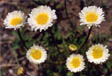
[12,45,20,50]
[104,69,108,73]
[47,70,53,76]
[12,31,19,39]
[54,30,62,40]
[106,62,112,69]
[57,65,63,72]
[53,73,60,76]
[26,41,33,48]
[56,4,63,9]
[67,72,74,76]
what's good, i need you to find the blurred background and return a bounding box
[0,0,112,76]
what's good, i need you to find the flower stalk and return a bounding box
[17,29,28,50]
[78,26,93,51]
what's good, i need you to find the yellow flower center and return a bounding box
[10,17,23,26]
[92,46,103,59]
[85,12,98,23]
[30,48,42,60]
[70,56,81,68]
[36,13,49,25]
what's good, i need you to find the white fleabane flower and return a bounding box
[79,6,105,28]
[26,45,47,64]
[66,54,85,73]
[86,44,110,64]
[28,5,57,31]
[4,11,25,30]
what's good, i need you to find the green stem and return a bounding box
[17,29,28,50]
[77,26,93,52]
[12,50,20,66]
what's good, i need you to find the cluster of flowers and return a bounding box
[4,6,57,31]
[4,5,110,73]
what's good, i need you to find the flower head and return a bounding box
[66,54,85,73]
[26,45,47,64]
[4,11,25,30]
[69,44,77,51]
[28,6,57,31]
[17,67,24,75]
[79,6,105,28]
[86,44,110,64]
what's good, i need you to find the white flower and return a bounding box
[79,6,105,28]
[86,44,110,64]
[66,54,85,73]
[28,5,57,31]
[4,11,25,30]
[26,45,47,64]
